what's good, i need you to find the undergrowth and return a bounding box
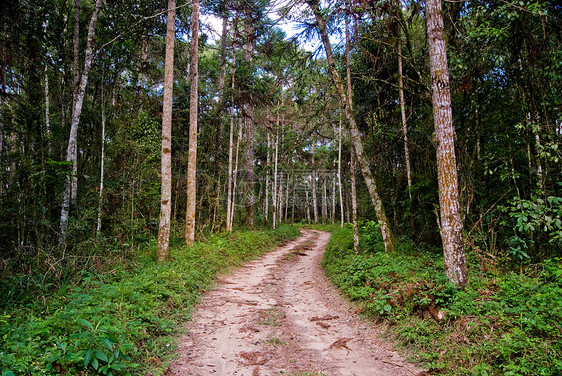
[0,224,299,375]
[322,223,562,376]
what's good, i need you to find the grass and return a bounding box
[0,224,300,375]
[322,223,562,376]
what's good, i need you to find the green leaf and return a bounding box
[96,349,109,363]
[77,318,94,331]
[92,357,99,370]
[101,337,114,351]
[84,349,92,367]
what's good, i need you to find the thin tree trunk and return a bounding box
[426,0,467,287]
[398,34,413,198]
[306,0,394,252]
[216,15,228,142]
[185,0,200,246]
[351,144,359,254]
[70,0,81,202]
[231,117,243,228]
[72,0,80,119]
[322,174,328,224]
[273,129,279,229]
[278,168,284,224]
[226,105,234,231]
[291,175,296,223]
[96,92,106,239]
[338,118,344,227]
[44,65,50,142]
[305,186,311,224]
[226,18,238,232]
[157,0,176,260]
[331,157,336,224]
[59,0,103,244]
[265,132,270,222]
[244,21,255,229]
[284,173,290,222]
[0,39,5,171]
[311,141,318,224]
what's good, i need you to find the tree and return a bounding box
[59,0,104,244]
[426,0,467,287]
[157,0,176,261]
[185,0,200,246]
[305,0,395,252]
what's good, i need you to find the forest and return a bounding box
[0,0,561,375]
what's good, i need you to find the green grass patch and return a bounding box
[0,225,299,375]
[322,223,562,376]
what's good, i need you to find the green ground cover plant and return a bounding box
[0,225,299,375]
[322,223,562,376]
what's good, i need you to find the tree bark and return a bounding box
[185,0,200,246]
[306,0,394,252]
[244,21,255,229]
[351,144,359,254]
[273,129,279,229]
[226,18,238,232]
[398,34,413,199]
[96,91,106,239]
[59,0,103,244]
[231,117,243,228]
[216,15,228,142]
[157,0,176,260]
[338,118,344,227]
[322,173,328,224]
[265,132,270,222]
[426,0,467,287]
[311,141,318,224]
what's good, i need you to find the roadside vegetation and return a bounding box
[322,223,562,376]
[0,225,299,376]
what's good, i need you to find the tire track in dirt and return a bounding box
[168,230,422,376]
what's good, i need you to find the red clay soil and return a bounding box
[167,230,423,376]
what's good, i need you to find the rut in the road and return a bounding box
[168,230,422,376]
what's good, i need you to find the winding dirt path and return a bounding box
[168,230,422,376]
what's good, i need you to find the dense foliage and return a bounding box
[0,225,299,375]
[323,223,562,375]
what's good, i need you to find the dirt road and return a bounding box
[168,230,422,376]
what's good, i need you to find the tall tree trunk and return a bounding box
[157,0,176,260]
[59,0,103,244]
[216,15,228,142]
[44,64,50,144]
[265,132,270,222]
[273,129,279,229]
[332,162,336,224]
[244,21,255,228]
[305,188,311,224]
[311,141,318,224]
[185,0,200,246]
[0,38,5,173]
[284,172,290,222]
[351,144,359,254]
[226,18,238,232]
[306,0,394,252]
[230,117,243,228]
[398,34,413,199]
[70,0,80,202]
[338,118,344,227]
[322,173,328,224]
[96,91,106,239]
[426,0,467,287]
[226,107,234,231]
